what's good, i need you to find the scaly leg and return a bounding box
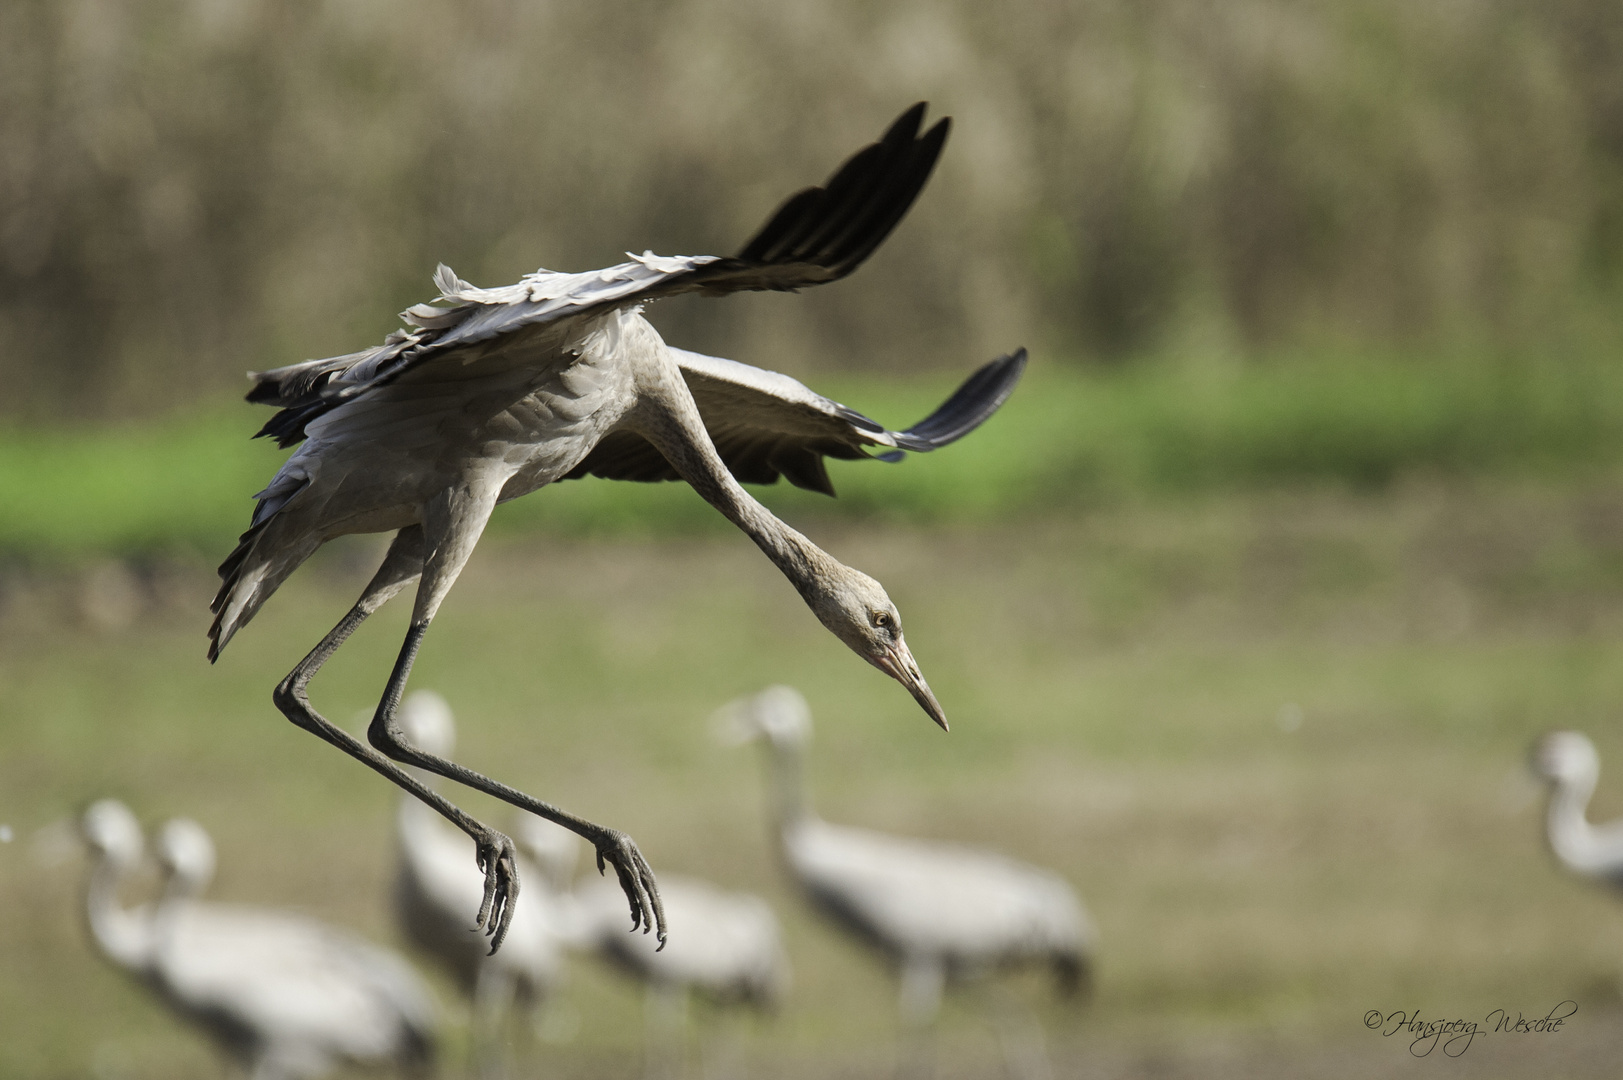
[367,618,665,946]
[367,481,667,946]
[271,526,522,949]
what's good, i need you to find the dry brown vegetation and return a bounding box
[3,0,1623,419]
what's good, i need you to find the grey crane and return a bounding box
[80,800,439,1080]
[529,817,786,1080]
[719,687,1092,1076]
[206,101,1027,952]
[1531,730,1623,886]
[391,691,575,1073]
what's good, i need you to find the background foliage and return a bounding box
[3,0,1623,420]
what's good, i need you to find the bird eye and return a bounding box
[871,611,893,630]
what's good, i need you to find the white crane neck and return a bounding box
[85,853,155,971]
[768,738,814,835]
[1545,765,1617,875]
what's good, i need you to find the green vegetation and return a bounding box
[6,352,1623,561]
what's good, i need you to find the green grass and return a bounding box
[8,479,1623,1077]
[6,353,1623,562]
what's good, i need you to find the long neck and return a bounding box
[85,854,153,971]
[630,354,843,602]
[767,738,812,834]
[1546,766,1610,874]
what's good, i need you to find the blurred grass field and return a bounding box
[7,464,1623,1077]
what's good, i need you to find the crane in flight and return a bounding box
[207,102,1026,952]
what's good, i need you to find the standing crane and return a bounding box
[1531,730,1623,886]
[391,690,575,1075]
[206,101,1027,952]
[719,687,1093,1077]
[80,800,439,1080]
[533,816,786,1080]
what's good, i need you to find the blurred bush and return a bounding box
[3,0,1622,421]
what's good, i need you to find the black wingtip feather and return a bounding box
[732,104,949,283]
[892,348,1028,452]
[824,118,950,273]
[779,110,930,260]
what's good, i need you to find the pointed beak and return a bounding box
[874,638,948,731]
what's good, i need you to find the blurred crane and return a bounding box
[563,841,788,1080]
[392,691,575,1076]
[205,101,1026,952]
[571,868,788,1007]
[80,800,439,1080]
[1531,730,1623,886]
[720,687,1093,1079]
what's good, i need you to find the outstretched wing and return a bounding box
[246,104,951,449]
[563,347,1028,496]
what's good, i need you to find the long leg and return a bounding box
[366,482,667,946]
[471,965,517,1080]
[896,957,944,1080]
[643,983,687,1080]
[978,980,1053,1080]
[271,526,522,949]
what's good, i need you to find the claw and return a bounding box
[593,830,667,951]
[471,829,520,955]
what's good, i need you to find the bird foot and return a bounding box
[592,828,667,949]
[473,828,520,954]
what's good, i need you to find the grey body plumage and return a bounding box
[209,103,1026,953]
[720,687,1094,1041]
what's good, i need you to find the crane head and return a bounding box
[155,818,218,897]
[1531,730,1600,787]
[714,685,813,748]
[81,799,144,868]
[805,567,947,731]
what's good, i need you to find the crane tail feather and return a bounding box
[208,515,319,662]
